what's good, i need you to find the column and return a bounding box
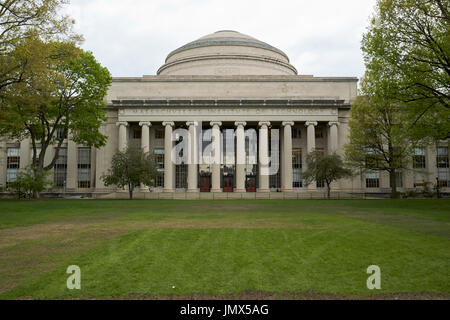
[305,121,318,190]
[235,121,247,192]
[305,121,318,154]
[186,121,199,192]
[116,121,129,152]
[163,122,175,192]
[210,121,222,192]
[328,121,339,154]
[427,145,437,185]
[139,121,151,191]
[258,121,270,192]
[19,138,31,170]
[282,121,294,192]
[139,122,151,153]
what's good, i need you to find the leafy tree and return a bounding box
[8,166,51,198]
[345,94,414,198]
[362,0,450,140]
[0,37,111,198]
[0,0,81,93]
[101,145,159,200]
[302,151,353,199]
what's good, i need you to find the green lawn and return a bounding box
[0,199,449,299]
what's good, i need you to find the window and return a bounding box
[413,148,426,187]
[175,164,187,189]
[154,148,164,187]
[366,170,380,188]
[6,148,20,186]
[292,149,302,188]
[364,147,379,168]
[292,127,301,139]
[437,147,449,187]
[55,128,66,140]
[133,128,141,139]
[413,148,426,169]
[54,148,67,188]
[77,148,91,188]
[437,147,449,168]
[315,127,324,139]
[155,129,164,139]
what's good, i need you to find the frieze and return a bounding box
[118,107,338,116]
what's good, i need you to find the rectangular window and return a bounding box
[437,147,449,187]
[77,148,91,188]
[413,148,426,187]
[437,147,449,168]
[366,170,380,188]
[315,128,324,139]
[414,172,426,187]
[133,128,141,139]
[175,164,187,189]
[6,148,20,186]
[54,148,67,188]
[413,148,426,169]
[55,128,67,140]
[292,149,302,188]
[155,129,164,140]
[292,127,301,139]
[154,148,164,187]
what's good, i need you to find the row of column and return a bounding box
[115,120,340,192]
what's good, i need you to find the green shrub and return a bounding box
[8,167,51,199]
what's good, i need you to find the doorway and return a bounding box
[223,174,234,192]
[199,174,211,192]
[246,175,257,192]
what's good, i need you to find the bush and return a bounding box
[8,167,51,199]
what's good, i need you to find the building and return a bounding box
[1,30,449,198]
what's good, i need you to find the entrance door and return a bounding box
[199,175,211,192]
[246,175,257,192]
[223,175,234,193]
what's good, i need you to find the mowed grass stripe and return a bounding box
[1,221,448,299]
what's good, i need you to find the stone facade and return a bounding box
[1,30,449,197]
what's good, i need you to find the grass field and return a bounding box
[0,199,449,299]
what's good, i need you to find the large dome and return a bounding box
[157,30,297,76]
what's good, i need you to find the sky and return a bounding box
[64,0,377,79]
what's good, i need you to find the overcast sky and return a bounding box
[65,0,377,79]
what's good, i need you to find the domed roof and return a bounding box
[157,30,297,76]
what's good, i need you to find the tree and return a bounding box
[362,0,450,140]
[8,166,51,198]
[302,151,353,199]
[0,0,81,93]
[0,37,111,198]
[101,145,159,200]
[345,94,414,198]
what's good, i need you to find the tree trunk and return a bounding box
[128,183,133,200]
[32,166,41,199]
[389,170,398,198]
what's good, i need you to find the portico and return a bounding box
[112,98,344,193]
